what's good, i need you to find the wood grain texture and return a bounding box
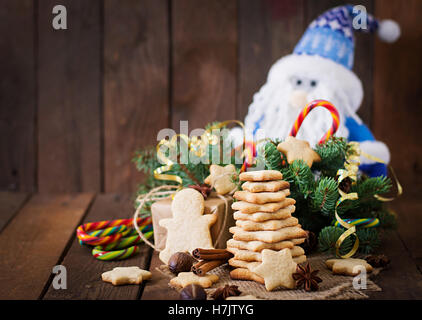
[238,0,305,120]
[305,0,374,125]
[0,193,94,299]
[0,192,30,232]
[38,0,101,192]
[368,231,422,299]
[43,194,152,300]
[0,0,35,191]
[373,0,422,197]
[141,250,180,300]
[104,0,169,193]
[392,196,422,263]
[172,0,237,129]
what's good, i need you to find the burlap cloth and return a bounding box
[158,253,382,300]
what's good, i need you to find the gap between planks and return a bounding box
[141,250,179,300]
[0,192,31,233]
[43,194,153,300]
[0,193,95,300]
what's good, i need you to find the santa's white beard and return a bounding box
[244,78,350,147]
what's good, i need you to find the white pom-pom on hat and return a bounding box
[377,19,401,43]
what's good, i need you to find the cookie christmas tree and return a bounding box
[227,170,307,289]
[261,136,395,255]
[133,115,397,257]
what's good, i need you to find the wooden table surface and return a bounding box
[0,192,421,300]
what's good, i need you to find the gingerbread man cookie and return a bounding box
[159,188,217,264]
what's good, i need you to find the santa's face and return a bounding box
[244,54,363,147]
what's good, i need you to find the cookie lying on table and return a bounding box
[326,258,373,276]
[101,267,152,286]
[170,272,219,288]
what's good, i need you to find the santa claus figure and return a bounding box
[231,5,400,177]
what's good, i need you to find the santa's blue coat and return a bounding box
[345,117,387,177]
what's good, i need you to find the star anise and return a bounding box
[365,254,390,268]
[188,184,212,199]
[292,262,322,292]
[211,285,242,300]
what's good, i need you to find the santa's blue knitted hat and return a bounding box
[293,5,400,69]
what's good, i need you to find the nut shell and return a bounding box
[168,252,194,274]
[180,284,207,300]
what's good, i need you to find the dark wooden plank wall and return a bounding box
[0,0,36,192]
[238,0,306,120]
[104,0,169,193]
[38,0,102,193]
[172,0,237,129]
[373,0,422,198]
[0,0,420,194]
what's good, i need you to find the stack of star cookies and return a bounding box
[227,170,307,285]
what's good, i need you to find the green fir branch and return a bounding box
[313,137,348,176]
[311,177,339,216]
[263,142,284,171]
[286,160,315,199]
[318,226,354,256]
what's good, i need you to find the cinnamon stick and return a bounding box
[192,260,226,276]
[191,259,207,270]
[192,248,233,261]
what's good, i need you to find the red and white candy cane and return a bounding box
[289,100,340,144]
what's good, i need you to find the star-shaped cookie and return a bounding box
[204,164,237,195]
[169,272,219,288]
[326,258,373,276]
[159,188,217,264]
[251,248,297,291]
[101,267,152,286]
[277,136,321,168]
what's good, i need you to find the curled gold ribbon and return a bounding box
[154,134,189,186]
[360,150,403,201]
[335,191,360,258]
[335,142,361,258]
[335,141,403,258]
